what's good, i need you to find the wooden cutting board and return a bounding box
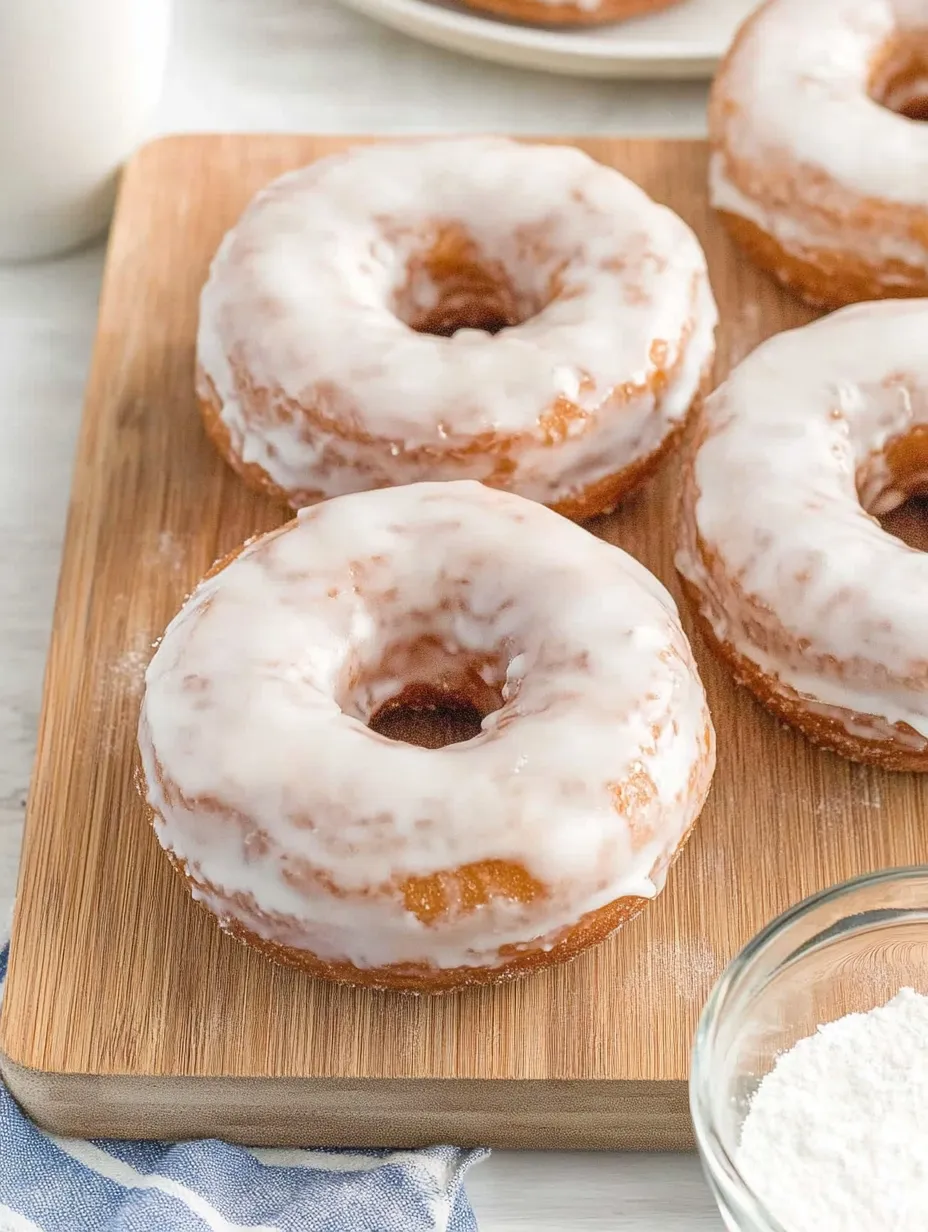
[3,135,926,1150]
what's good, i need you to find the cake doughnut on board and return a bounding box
[3,134,927,1150]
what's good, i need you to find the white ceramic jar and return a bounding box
[0,0,171,261]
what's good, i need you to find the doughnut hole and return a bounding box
[391,220,550,337]
[869,32,928,120]
[342,633,511,750]
[859,425,928,551]
[369,681,499,748]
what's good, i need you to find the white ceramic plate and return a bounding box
[337,0,755,79]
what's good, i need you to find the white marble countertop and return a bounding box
[0,0,719,1226]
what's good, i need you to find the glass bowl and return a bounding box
[690,866,928,1232]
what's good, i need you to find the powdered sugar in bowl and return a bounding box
[690,867,928,1232]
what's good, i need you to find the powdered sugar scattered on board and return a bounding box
[738,988,928,1231]
[633,938,718,1003]
[814,777,882,829]
[108,533,191,698]
[107,628,154,713]
[152,530,185,577]
[110,642,152,700]
[814,794,844,830]
[92,624,155,755]
[88,531,192,757]
[859,779,882,811]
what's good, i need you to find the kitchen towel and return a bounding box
[0,945,487,1232]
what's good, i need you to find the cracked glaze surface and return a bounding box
[140,481,715,972]
[678,300,928,748]
[710,0,928,287]
[197,138,716,509]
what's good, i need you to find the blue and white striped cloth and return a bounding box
[0,946,487,1231]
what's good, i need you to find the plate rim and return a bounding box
[337,0,738,77]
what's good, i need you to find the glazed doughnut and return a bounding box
[677,300,928,771]
[458,0,682,28]
[197,138,717,520]
[710,0,928,308]
[139,481,716,992]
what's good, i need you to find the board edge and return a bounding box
[0,1050,692,1148]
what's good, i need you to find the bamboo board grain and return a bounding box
[4,135,928,1149]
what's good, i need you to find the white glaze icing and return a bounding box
[140,481,714,972]
[677,300,928,744]
[197,138,716,509]
[709,153,928,286]
[710,0,928,279]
